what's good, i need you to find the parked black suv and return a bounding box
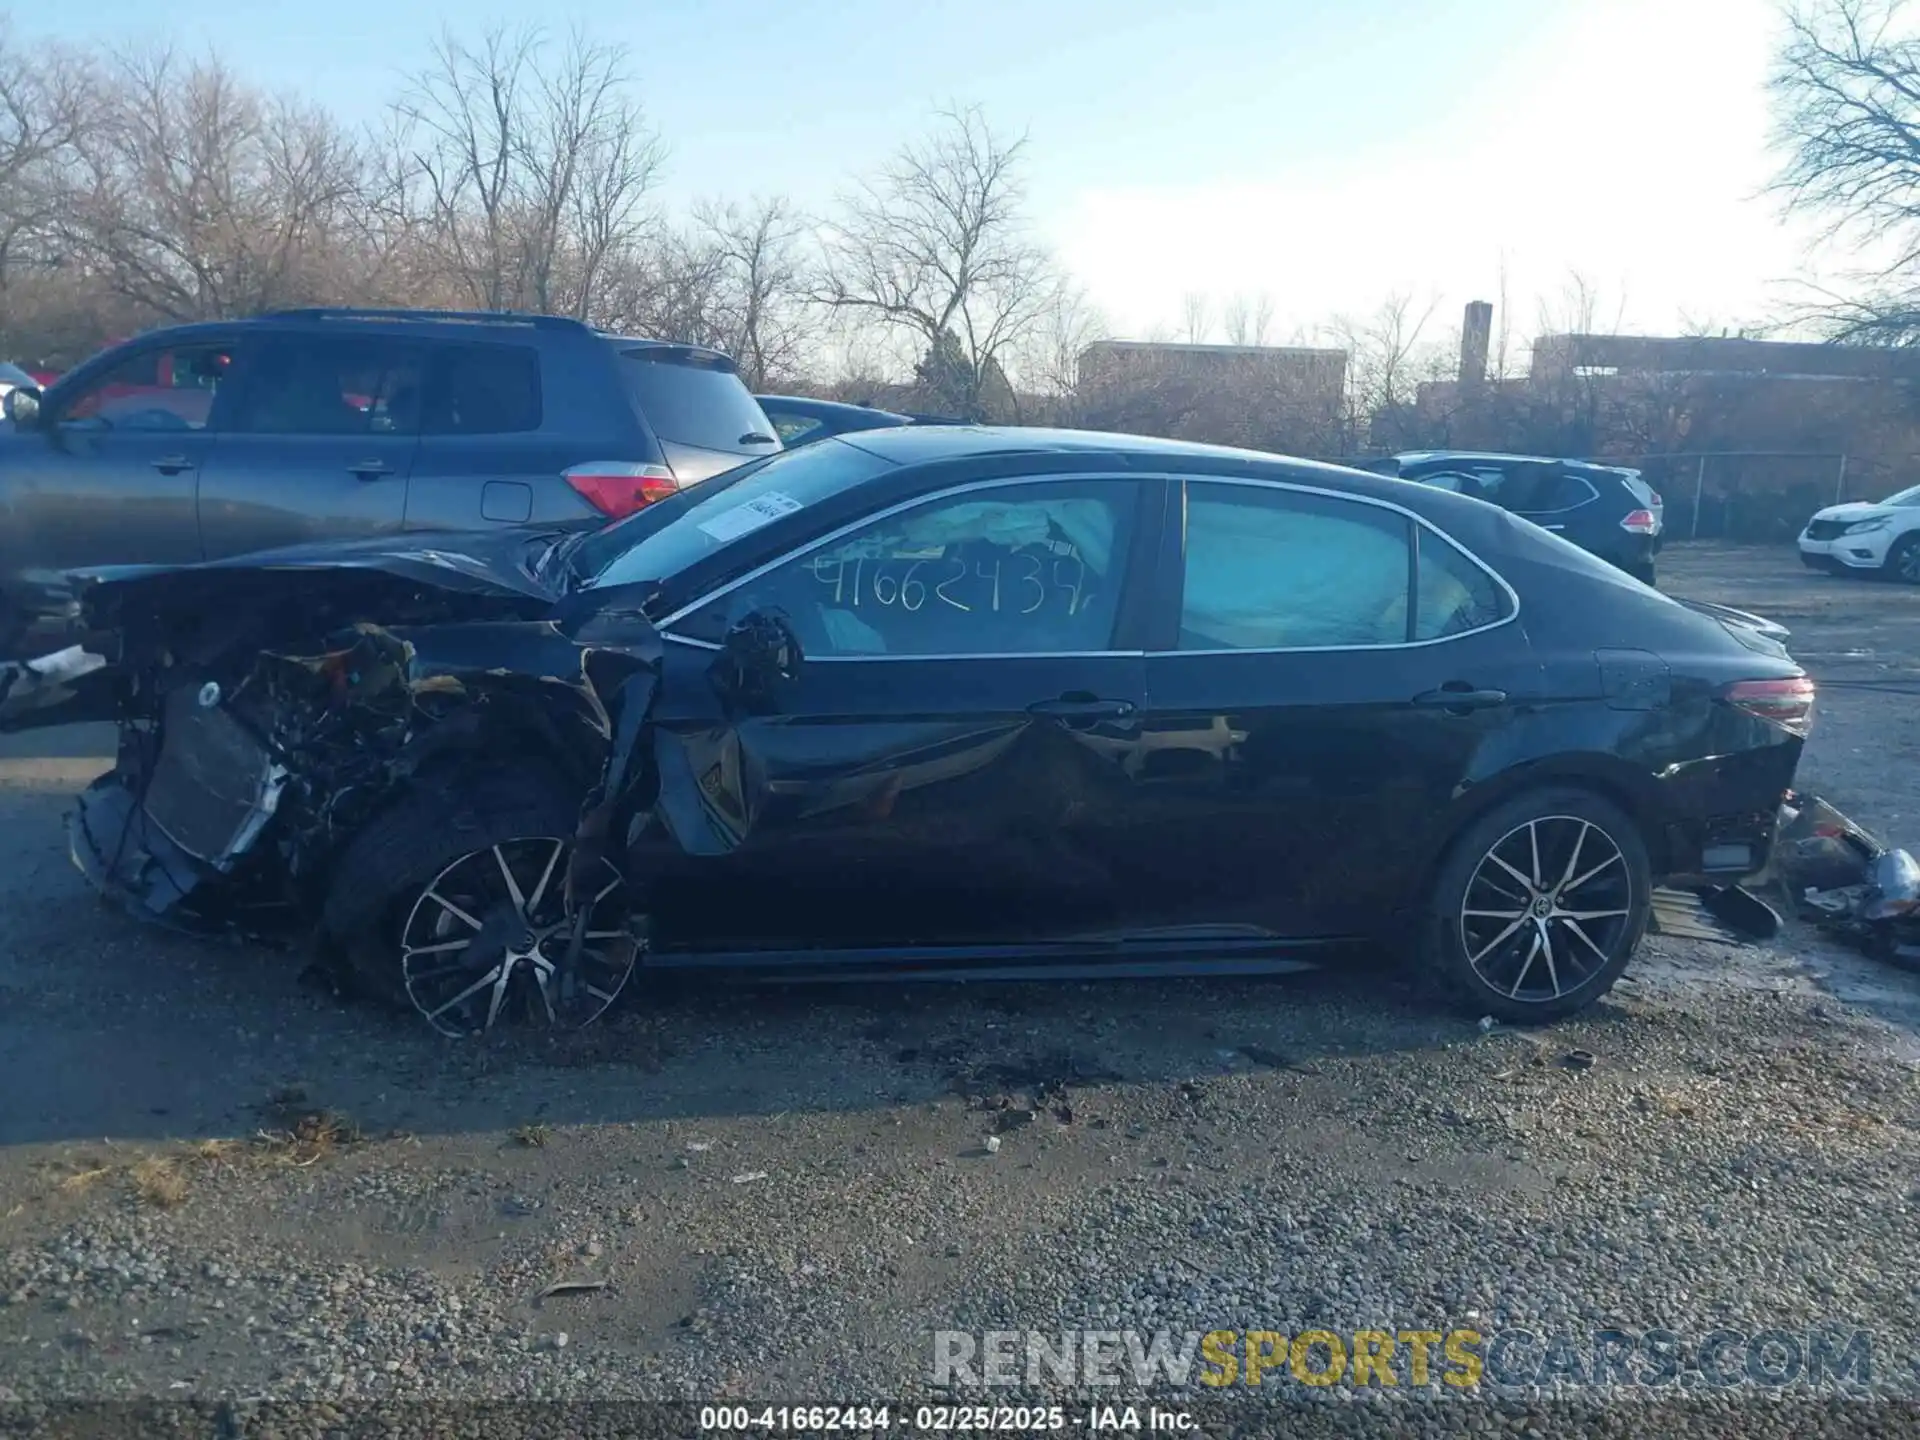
[0,308,780,655]
[1367,451,1664,584]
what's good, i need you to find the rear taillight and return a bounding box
[563,462,680,519]
[1724,677,1815,736]
[1620,508,1661,534]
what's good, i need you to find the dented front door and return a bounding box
[641,638,1158,951]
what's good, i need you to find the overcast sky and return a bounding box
[53,0,1830,348]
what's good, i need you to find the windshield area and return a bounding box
[1882,483,1920,507]
[578,437,898,593]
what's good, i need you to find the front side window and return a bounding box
[673,478,1141,658]
[1179,482,1413,650]
[231,336,423,436]
[58,343,235,432]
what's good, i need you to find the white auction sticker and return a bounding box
[697,491,804,542]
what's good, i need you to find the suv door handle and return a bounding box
[348,459,392,478]
[1412,685,1508,712]
[1028,695,1136,720]
[150,454,193,475]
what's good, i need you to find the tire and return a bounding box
[1416,787,1651,1024]
[319,767,641,1037]
[1883,533,1920,586]
[1623,558,1656,587]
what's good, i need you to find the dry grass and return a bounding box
[510,1123,551,1148]
[56,1165,115,1195]
[130,1155,188,1209]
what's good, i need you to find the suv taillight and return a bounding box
[1620,508,1660,534]
[1724,677,1815,736]
[563,462,680,519]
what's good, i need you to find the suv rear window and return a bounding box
[617,347,775,455]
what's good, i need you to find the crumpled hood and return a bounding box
[73,527,572,616]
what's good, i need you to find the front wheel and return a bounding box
[320,769,642,1037]
[1417,788,1651,1024]
[1883,533,1920,586]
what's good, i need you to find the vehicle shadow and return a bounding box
[0,737,1645,1152]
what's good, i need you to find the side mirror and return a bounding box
[4,386,41,429]
[708,609,802,714]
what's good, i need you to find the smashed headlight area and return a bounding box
[1773,791,1920,967]
[52,560,662,1039]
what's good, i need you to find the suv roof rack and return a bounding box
[260,307,596,333]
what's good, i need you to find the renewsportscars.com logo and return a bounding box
[932,1327,1875,1391]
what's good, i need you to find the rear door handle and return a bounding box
[150,454,193,475]
[1413,685,1508,712]
[1028,695,1136,720]
[348,459,392,478]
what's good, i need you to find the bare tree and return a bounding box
[1320,291,1441,447]
[396,26,664,318]
[61,47,369,322]
[1221,291,1274,347]
[695,196,812,387]
[817,104,1059,417]
[0,21,100,356]
[1178,291,1211,345]
[1007,281,1108,422]
[1771,0,1920,340]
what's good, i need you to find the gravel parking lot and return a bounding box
[2,542,1919,1436]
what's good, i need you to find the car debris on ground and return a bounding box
[1773,790,1920,965]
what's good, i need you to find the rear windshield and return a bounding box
[617,346,774,453]
[582,437,897,592]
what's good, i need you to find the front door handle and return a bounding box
[150,454,193,475]
[1413,685,1509,712]
[1028,694,1136,721]
[348,459,392,478]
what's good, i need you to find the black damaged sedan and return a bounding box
[0,428,1812,1033]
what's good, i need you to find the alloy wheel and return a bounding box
[399,836,639,1038]
[1458,815,1633,1005]
[1895,539,1920,585]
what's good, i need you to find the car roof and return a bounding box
[1394,449,1637,478]
[839,423,1368,476]
[105,311,725,360]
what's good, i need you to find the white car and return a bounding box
[1799,483,1920,584]
[0,362,33,400]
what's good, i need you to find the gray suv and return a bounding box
[0,308,780,655]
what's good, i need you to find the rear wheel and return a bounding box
[1884,533,1920,586]
[1418,788,1651,1024]
[1622,557,1656,587]
[321,769,641,1037]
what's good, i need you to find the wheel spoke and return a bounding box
[404,938,473,957]
[1557,907,1630,921]
[1556,822,1590,891]
[426,963,504,1021]
[1488,852,1535,892]
[424,889,484,931]
[1527,821,1543,888]
[523,840,564,919]
[1538,921,1561,997]
[494,845,528,914]
[1563,917,1612,965]
[1507,928,1543,997]
[482,961,514,1031]
[1564,852,1621,894]
[1469,913,1531,965]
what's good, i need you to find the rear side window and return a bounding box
[422,343,541,435]
[1179,482,1413,650]
[1414,527,1513,639]
[617,347,775,454]
[231,335,423,436]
